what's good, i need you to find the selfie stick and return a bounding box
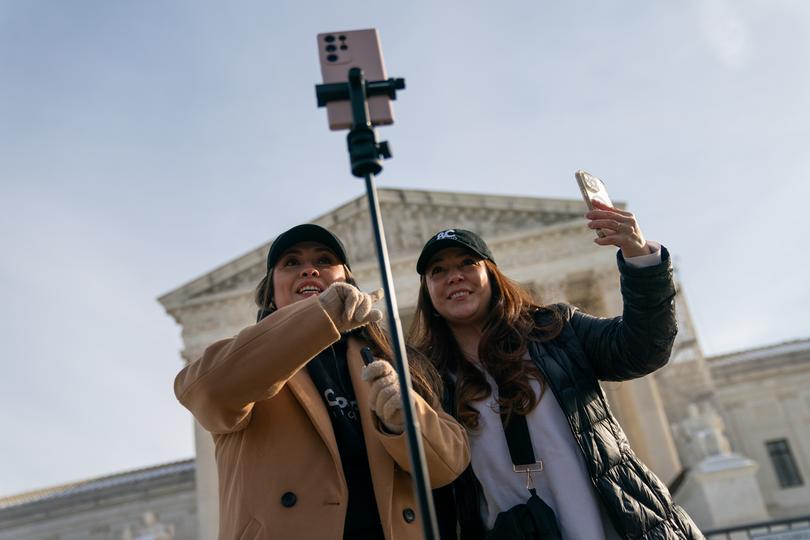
[316,68,440,540]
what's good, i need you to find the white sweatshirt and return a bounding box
[468,244,662,539]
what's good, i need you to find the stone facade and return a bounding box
[707,339,810,519]
[0,460,197,540]
[653,290,717,430]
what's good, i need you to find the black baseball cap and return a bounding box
[416,228,495,274]
[266,224,350,271]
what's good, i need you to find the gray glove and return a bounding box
[318,282,384,333]
[362,359,404,434]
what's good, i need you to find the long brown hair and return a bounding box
[255,266,443,406]
[408,259,563,429]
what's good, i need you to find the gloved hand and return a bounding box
[318,282,384,333]
[362,359,404,434]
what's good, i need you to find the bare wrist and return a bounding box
[622,242,651,258]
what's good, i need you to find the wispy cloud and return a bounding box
[698,0,750,70]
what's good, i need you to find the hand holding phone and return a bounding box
[575,170,613,238]
[576,170,651,257]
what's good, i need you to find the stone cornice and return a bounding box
[709,346,810,385]
[707,338,810,366]
[707,339,810,385]
[0,460,195,526]
[165,285,255,316]
[315,187,611,220]
[158,245,267,315]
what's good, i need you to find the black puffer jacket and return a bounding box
[447,247,703,539]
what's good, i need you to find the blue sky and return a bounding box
[1,0,808,496]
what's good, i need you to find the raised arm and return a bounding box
[174,295,340,434]
[567,246,677,381]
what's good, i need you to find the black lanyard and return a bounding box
[496,386,562,540]
[501,412,542,479]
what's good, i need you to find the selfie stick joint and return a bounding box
[316,68,403,177]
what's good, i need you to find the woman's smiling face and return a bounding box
[425,247,492,329]
[271,241,347,309]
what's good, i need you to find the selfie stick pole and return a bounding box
[316,68,440,540]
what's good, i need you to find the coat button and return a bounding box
[281,492,297,507]
[402,508,415,523]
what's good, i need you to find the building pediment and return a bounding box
[158,187,597,314]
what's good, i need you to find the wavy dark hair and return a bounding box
[255,266,443,406]
[408,259,563,430]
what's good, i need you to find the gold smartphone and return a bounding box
[317,29,395,131]
[575,170,613,238]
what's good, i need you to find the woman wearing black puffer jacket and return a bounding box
[409,200,703,540]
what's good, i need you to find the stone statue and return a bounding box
[675,401,733,464]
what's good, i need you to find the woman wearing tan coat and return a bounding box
[174,224,470,540]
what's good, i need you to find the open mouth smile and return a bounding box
[296,282,324,295]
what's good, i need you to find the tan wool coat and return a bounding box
[174,295,470,540]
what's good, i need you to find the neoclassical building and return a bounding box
[706,339,810,519]
[2,188,807,538]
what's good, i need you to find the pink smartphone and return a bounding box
[575,170,614,238]
[317,29,395,131]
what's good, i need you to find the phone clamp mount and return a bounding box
[315,70,442,540]
[315,67,404,177]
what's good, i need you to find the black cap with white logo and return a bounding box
[266,224,350,271]
[416,228,495,274]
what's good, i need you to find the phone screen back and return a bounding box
[576,170,613,209]
[317,29,394,130]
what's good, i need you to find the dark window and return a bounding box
[765,439,804,488]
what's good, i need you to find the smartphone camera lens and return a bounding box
[327,54,338,62]
[324,35,335,43]
[338,35,346,41]
[339,45,348,50]
[325,44,337,52]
